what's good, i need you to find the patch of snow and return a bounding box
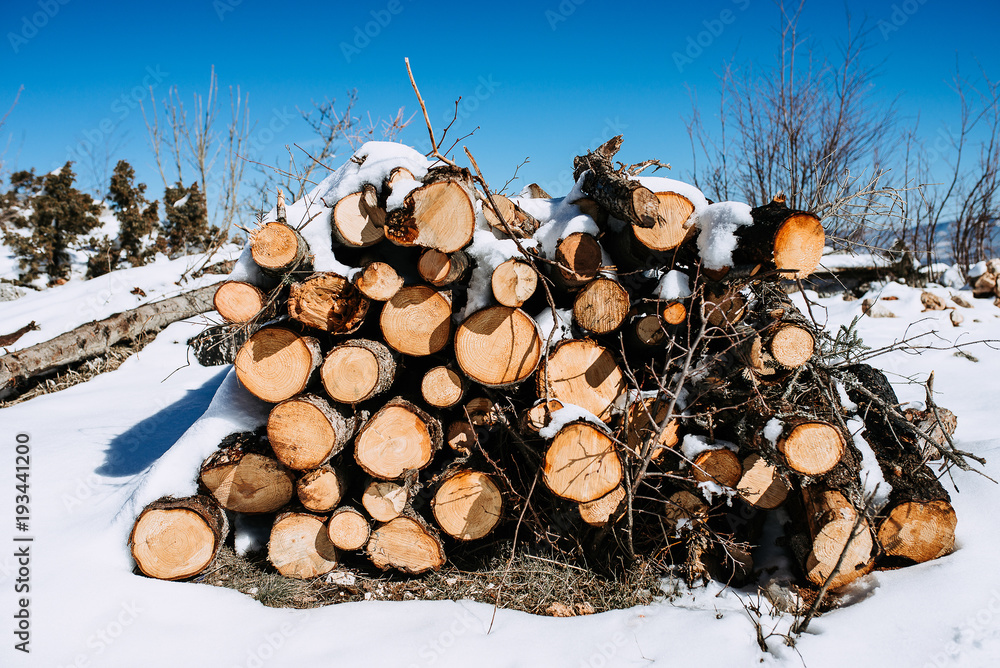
[172,193,191,208]
[695,201,753,271]
[764,418,785,445]
[655,270,692,301]
[385,178,422,210]
[635,176,709,220]
[532,307,573,350]
[681,434,738,461]
[537,404,605,439]
[847,417,892,510]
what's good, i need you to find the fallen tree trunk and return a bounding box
[0,282,219,393]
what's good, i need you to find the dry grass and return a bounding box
[194,543,667,615]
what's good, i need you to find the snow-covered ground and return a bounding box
[1,262,999,667]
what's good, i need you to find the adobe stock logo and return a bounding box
[7,0,72,54]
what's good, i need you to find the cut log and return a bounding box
[572,277,630,334]
[662,301,688,326]
[768,324,815,369]
[268,512,339,579]
[663,490,709,528]
[538,339,626,422]
[572,136,660,228]
[326,506,371,551]
[491,258,538,308]
[521,398,565,434]
[454,306,543,387]
[233,327,322,403]
[736,454,789,509]
[353,261,403,301]
[386,166,415,190]
[554,232,603,289]
[703,287,747,328]
[199,437,295,513]
[268,393,358,470]
[354,398,443,479]
[379,285,453,356]
[801,485,874,589]
[129,495,229,581]
[431,470,504,541]
[0,283,219,393]
[418,249,471,287]
[465,397,498,426]
[624,397,679,459]
[251,221,311,275]
[481,194,542,238]
[578,484,626,527]
[844,363,958,563]
[421,365,466,408]
[775,419,846,476]
[629,313,666,347]
[288,273,370,334]
[366,515,446,574]
[213,281,271,324]
[631,191,695,251]
[543,421,623,503]
[691,448,742,488]
[445,420,476,455]
[384,166,476,253]
[362,479,410,522]
[732,197,824,279]
[296,465,346,513]
[332,187,386,247]
[321,338,396,404]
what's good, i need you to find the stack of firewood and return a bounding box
[129,137,961,596]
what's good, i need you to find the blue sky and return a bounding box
[1,0,998,205]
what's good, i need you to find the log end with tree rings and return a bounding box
[691,448,743,488]
[129,496,228,581]
[736,454,789,509]
[387,180,476,253]
[663,490,709,527]
[543,421,623,503]
[234,327,320,403]
[362,479,410,522]
[296,466,345,513]
[522,398,565,434]
[770,324,815,368]
[354,261,403,301]
[418,249,470,287]
[631,191,695,251]
[354,399,440,479]
[773,212,824,278]
[481,193,519,232]
[200,452,295,514]
[454,307,542,387]
[877,500,957,564]
[625,398,679,458]
[662,301,688,326]
[432,470,503,541]
[803,487,874,589]
[539,339,626,422]
[268,512,339,579]
[366,516,446,574]
[578,484,626,527]
[326,507,371,551]
[213,281,267,323]
[380,285,452,356]
[491,258,538,307]
[332,190,386,247]
[573,278,630,334]
[777,421,846,476]
[421,366,465,408]
[288,273,369,334]
[555,232,602,288]
[267,394,353,471]
[250,221,307,273]
[321,339,395,404]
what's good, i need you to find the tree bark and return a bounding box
[0,282,219,393]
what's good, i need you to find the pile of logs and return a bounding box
[130,137,962,598]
